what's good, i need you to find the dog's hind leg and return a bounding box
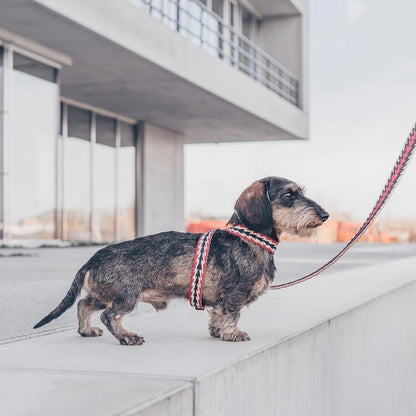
[100,301,144,346]
[77,296,106,337]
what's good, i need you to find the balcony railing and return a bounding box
[132,0,299,107]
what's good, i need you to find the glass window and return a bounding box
[118,123,136,241]
[68,105,90,141]
[65,105,91,241]
[13,53,56,83]
[229,2,237,64]
[201,5,218,56]
[9,62,58,239]
[240,6,257,75]
[163,0,179,31]
[63,105,136,243]
[212,0,223,17]
[94,114,116,242]
[242,7,257,41]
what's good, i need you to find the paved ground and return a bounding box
[1,242,416,342]
[2,253,416,415]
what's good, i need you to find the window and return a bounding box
[212,0,223,17]
[94,114,116,242]
[64,105,91,240]
[61,102,137,242]
[118,123,136,241]
[9,53,58,239]
[239,6,258,76]
[0,42,138,242]
[13,52,57,83]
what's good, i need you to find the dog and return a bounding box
[34,177,328,345]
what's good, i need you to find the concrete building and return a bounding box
[0,0,308,243]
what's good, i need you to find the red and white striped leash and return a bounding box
[269,123,416,290]
[189,226,279,310]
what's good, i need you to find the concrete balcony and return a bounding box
[0,0,308,142]
[135,0,299,106]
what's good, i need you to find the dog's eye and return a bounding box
[284,192,293,199]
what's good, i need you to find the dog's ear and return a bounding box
[232,180,274,235]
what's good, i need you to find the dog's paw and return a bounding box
[209,326,221,338]
[79,327,103,337]
[119,333,145,346]
[90,327,104,336]
[221,330,250,342]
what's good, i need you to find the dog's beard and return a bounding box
[296,227,318,238]
[273,206,323,237]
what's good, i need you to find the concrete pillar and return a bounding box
[136,122,185,236]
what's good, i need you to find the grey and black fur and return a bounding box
[34,177,329,345]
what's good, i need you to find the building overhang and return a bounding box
[249,0,307,17]
[0,0,308,143]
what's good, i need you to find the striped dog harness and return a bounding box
[189,225,278,310]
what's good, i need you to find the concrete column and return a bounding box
[136,122,185,236]
[0,44,12,240]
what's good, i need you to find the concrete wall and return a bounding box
[259,11,309,112]
[196,280,416,416]
[137,123,185,236]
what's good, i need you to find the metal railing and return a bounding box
[132,0,299,107]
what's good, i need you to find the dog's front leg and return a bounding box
[207,307,224,338]
[220,310,250,342]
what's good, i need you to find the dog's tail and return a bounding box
[33,267,88,329]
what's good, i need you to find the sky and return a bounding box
[184,0,416,222]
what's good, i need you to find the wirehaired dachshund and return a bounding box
[34,177,329,345]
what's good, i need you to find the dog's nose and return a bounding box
[320,211,329,222]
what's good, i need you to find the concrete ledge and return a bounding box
[1,368,193,416]
[1,256,416,415]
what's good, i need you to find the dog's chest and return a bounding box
[242,249,274,304]
[251,275,269,298]
[245,269,273,305]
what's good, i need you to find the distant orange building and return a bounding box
[187,220,228,234]
[187,219,397,243]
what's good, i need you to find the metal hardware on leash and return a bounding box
[269,123,416,291]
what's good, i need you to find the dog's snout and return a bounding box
[319,210,329,222]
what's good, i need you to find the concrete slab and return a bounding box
[1,256,416,415]
[2,255,415,374]
[0,368,192,416]
[2,242,415,342]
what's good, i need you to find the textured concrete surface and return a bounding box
[1,243,415,342]
[1,369,193,416]
[1,250,416,415]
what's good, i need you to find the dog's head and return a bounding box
[228,177,329,240]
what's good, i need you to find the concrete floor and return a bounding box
[1,241,415,342]
[1,249,416,415]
